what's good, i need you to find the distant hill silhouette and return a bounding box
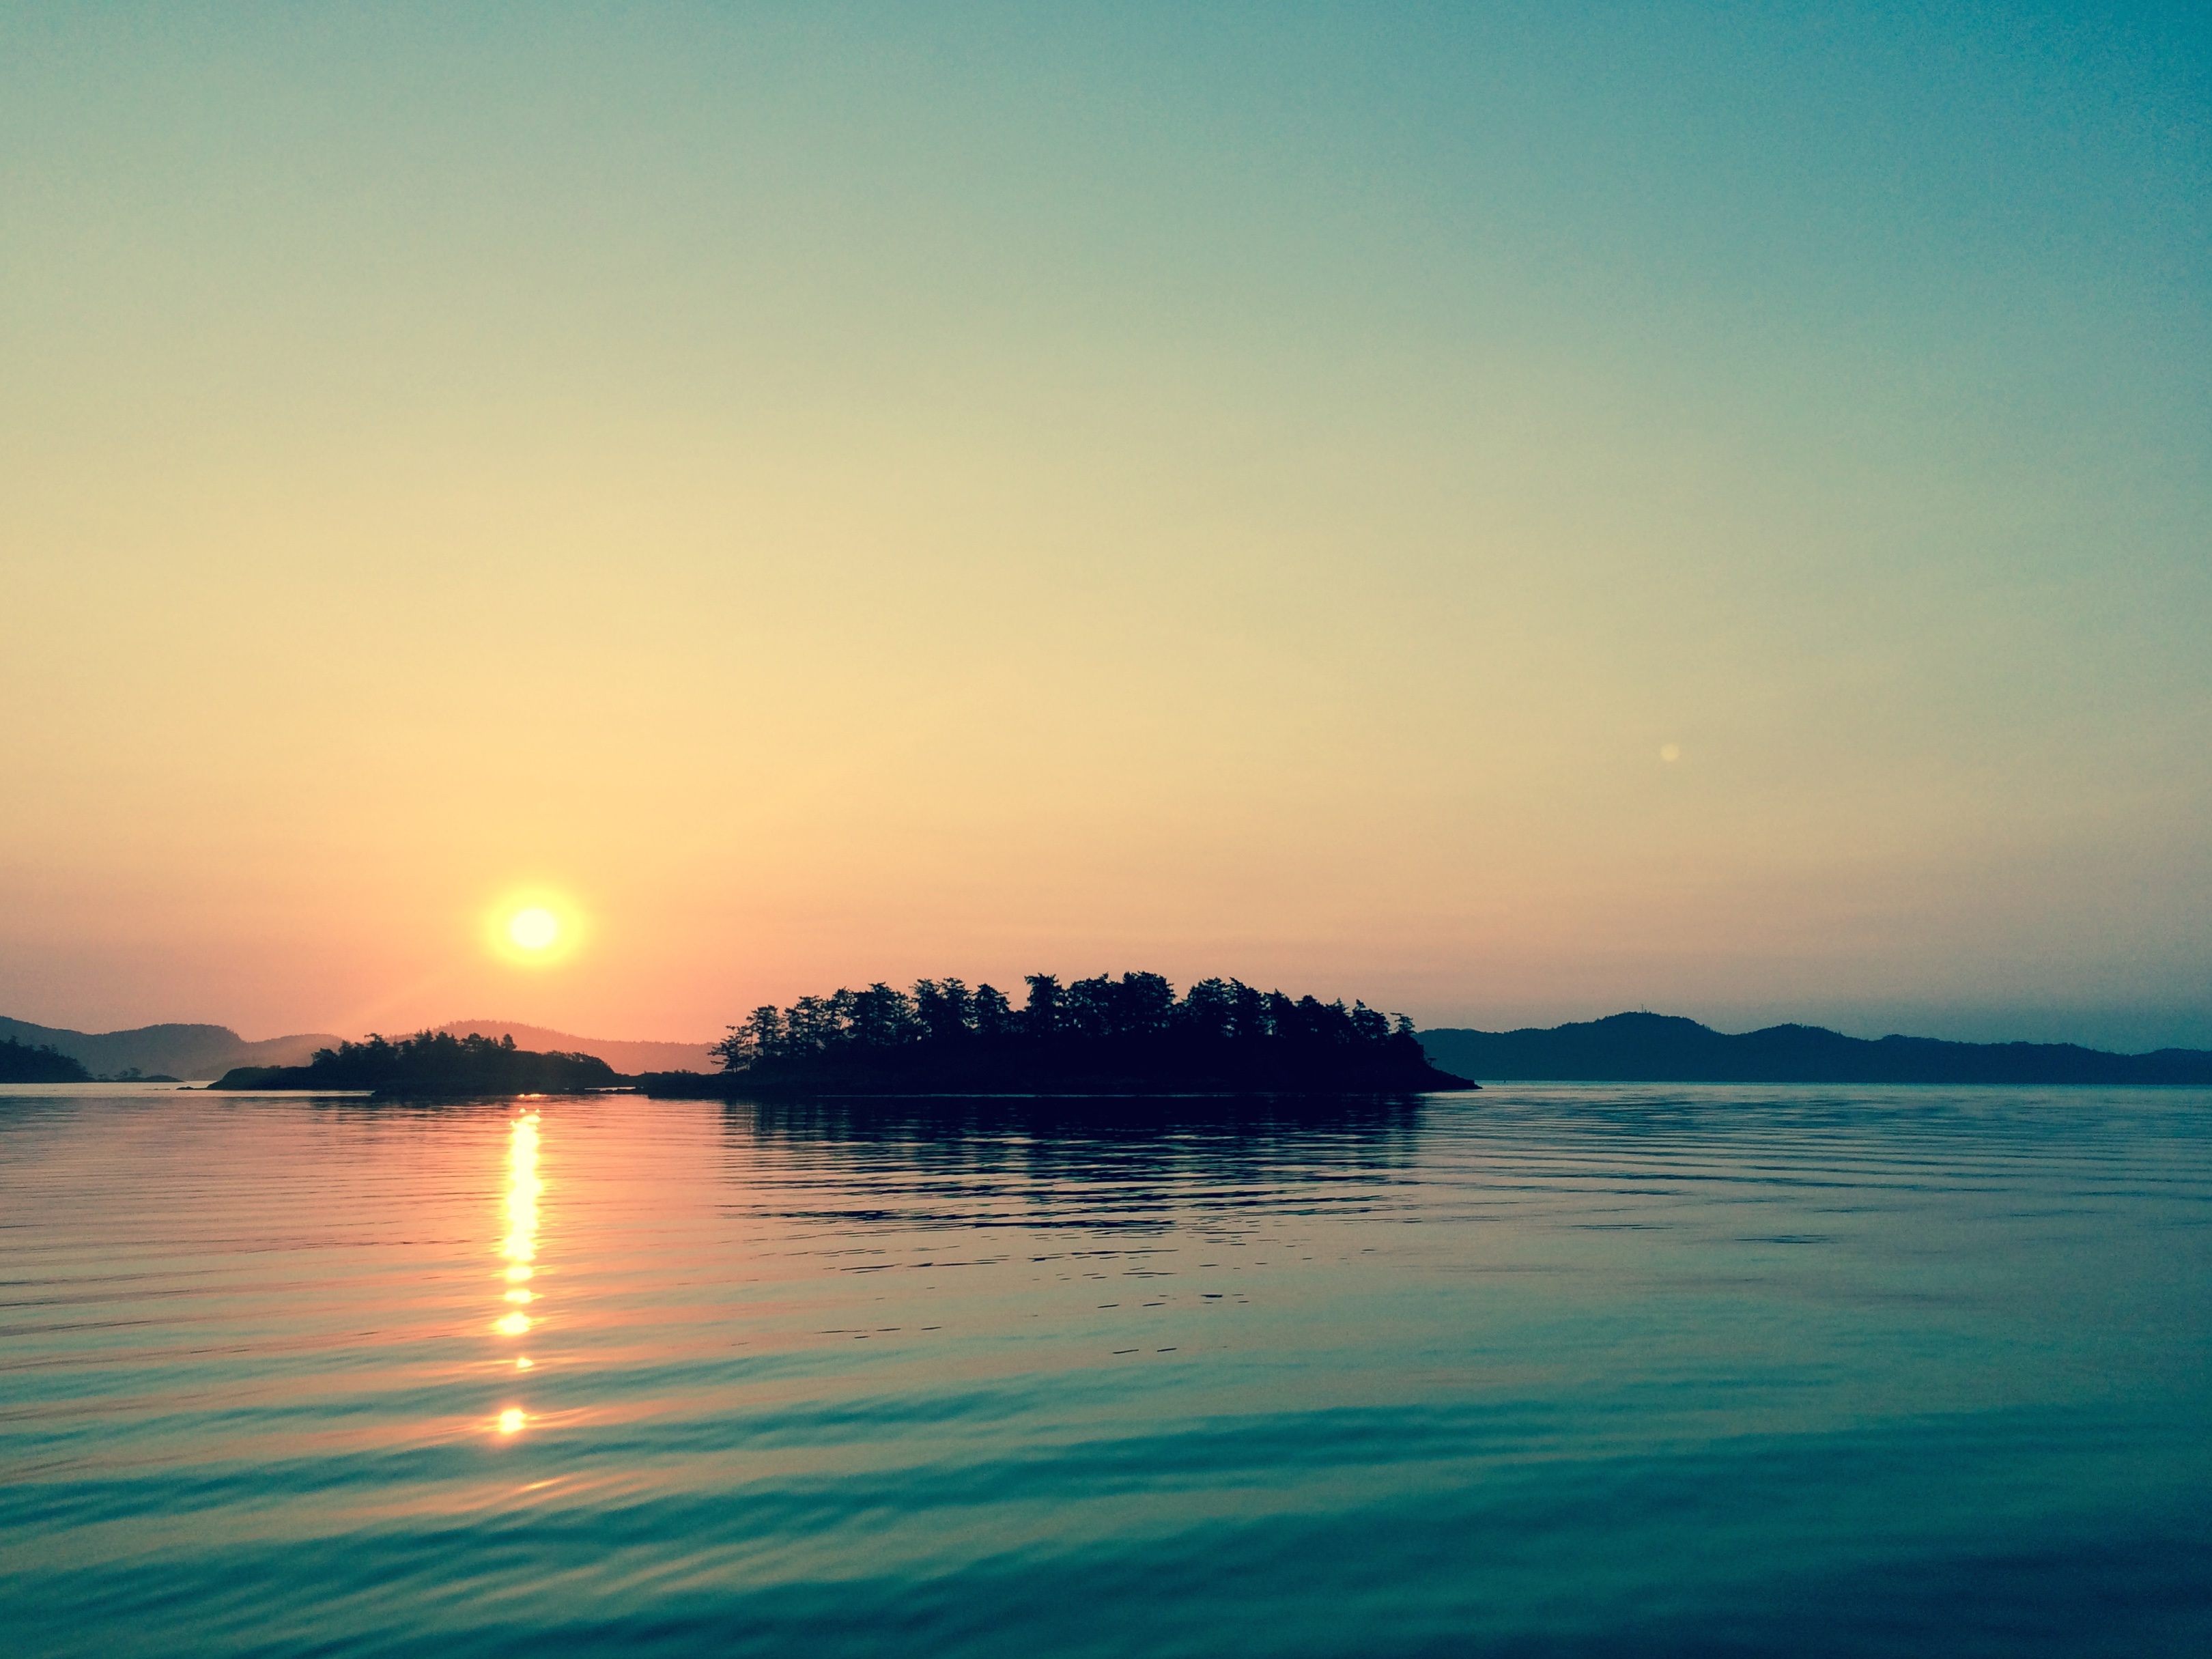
[0,1036,92,1083]
[432,1020,715,1075]
[1419,1012,2212,1085]
[212,1030,620,1096]
[0,1017,339,1081]
[0,1015,710,1082]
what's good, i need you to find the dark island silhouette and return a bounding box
[1420,1012,2212,1085]
[640,972,1473,1096]
[212,1030,620,1096]
[0,1036,94,1083]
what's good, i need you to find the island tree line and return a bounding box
[212,1030,619,1094]
[0,1036,92,1083]
[714,973,1422,1074]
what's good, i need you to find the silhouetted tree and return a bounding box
[847,982,919,1049]
[785,995,842,1055]
[1066,972,1174,1041]
[1180,978,1235,1043]
[1023,974,1066,1038]
[974,983,1016,1038]
[913,978,975,1044]
[715,1006,786,1068]
[1231,980,1272,1042]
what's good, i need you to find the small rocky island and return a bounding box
[641,972,1474,1096]
[212,1030,618,1096]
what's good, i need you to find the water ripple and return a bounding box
[2,1082,2208,1656]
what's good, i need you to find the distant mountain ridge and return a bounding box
[23,1009,2204,1089]
[0,1015,716,1081]
[1419,1012,2212,1085]
[433,1021,717,1075]
[0,1017,340,1081]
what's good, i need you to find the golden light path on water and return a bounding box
[495,1109,541,1433]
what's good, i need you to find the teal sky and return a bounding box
[3,3,2207,1048]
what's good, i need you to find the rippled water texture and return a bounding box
[3,1084,2209,1656]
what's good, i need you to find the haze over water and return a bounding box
[5,1083,2207,1656]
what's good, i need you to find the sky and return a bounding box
[3,2,2207,1050]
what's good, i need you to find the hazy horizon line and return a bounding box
[10,1002,2211,1058]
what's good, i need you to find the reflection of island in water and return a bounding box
[644,972,1474,1097]
[726,1092,1429,1174]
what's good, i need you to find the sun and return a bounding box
[508,907,560,951]
[485,888,585,967]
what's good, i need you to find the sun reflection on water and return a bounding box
[494,1109,540,1434]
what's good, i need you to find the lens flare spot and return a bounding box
[1659,743,1682,763]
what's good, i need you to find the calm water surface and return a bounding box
[3,1083,2208,1656]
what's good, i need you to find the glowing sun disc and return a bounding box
[485,888,584,967]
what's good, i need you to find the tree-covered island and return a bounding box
[642,972,1474,1096]
[0,1036,93,1083]
[212,1030,619,1096]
